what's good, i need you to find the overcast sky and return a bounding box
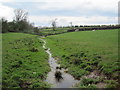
[0,0,119,27]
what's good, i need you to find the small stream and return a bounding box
[40,38,80,88]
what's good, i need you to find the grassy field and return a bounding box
[46,29,119,88]
[40,26,118,36]
[40,27,69,35]
[2,33,50,88]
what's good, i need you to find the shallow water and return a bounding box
[40,38,79,88]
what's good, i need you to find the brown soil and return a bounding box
[84,70,107,88]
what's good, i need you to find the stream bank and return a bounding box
[40,37,118,88]
[40,38,79,88]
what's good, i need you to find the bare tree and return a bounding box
[14,9,28,22]
[13,9,31,32]
[70,22,73,27]
[51,18,57,31]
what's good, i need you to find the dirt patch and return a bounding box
[54,56,60,61]
[83,70,107,88]
[97,82,106,88]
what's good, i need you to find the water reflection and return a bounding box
[40,38,80,88]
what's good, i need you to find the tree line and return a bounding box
[1,9,119,35]
[0,9,40,35]
[67,25,120,32]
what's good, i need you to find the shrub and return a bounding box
[29,47,39,52]
[91,56,101,66]
[18,61,23,64]
[32,82,51,88]
[65,56,70,59]
[105,80,119,88]
[80,63,87,68]
[91,60,99,66]
[84,65,93,72]
[69,68,88,79]
[11,61,22,68]
[62,55,66,58]
[73,58,82,65]
[80,51,85,57]
[87,84,97,88]
[81,78,99,86]
[79,84,97,89]
[12,74,21,81]
[32,83,41,88]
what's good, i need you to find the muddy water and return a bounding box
[40,38,79,88]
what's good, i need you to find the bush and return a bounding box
[11,61,22,68]
[32,82,51,88]
[81,78,99,86]
[84,65,93,72]
[73,58,82,65]
[80,51,85,57]
[29,47,39,52]
[12,74,21,81]
[62,55,66,58]
[32,83,41,88]
[105,80,119,88]
[80,63,87,68]
[69,67,88,79]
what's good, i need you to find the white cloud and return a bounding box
[29,15,117,26]
[0,3,14,21]
[0,0,14,2]
[35,0,118,12]
[0,0,118,26]
[27,0,119,26]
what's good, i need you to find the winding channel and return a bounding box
[40,38,80,88]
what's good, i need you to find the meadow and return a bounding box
[2,29,119,88]
[46,29,119,88]
[40,27,69,36]
[2,33,51,88]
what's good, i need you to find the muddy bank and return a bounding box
[40,37,119,88]
[40,38,79,88]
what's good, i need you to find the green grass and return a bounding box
[46,29,119,88]
[2,29,119,88]
[76,78,99,88]
[40,27,69,35]
[2,33,51,88]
